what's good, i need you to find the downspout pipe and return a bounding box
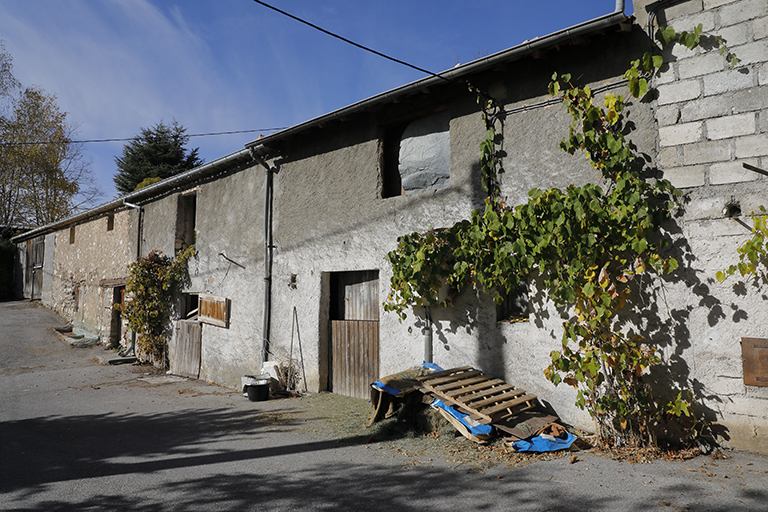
[251,150,276,373]
[424,307,433,364]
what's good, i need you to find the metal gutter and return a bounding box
[12,147,258,243]
[246,1,627,151]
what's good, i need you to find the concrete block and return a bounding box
[670,43,702,60]
[657,80,702,105]
[678,51,726,79]
[656,104,680,126]
[715,22,752,47]
[760,63,768,85]
[662,165,706,188]
[680,95,732,122]
[675,11,717,32]
[655,66,677,85]
[734,133,768,157]
[731,40,768,66]
[664,0,704,21]
[703,68,756,95]
[686,218,750,237]
[683,140,732,164]
[754,16,768,40]
[719,0,768,27]
[709,159,760,184]
[659,146,682,168]
[706,113,757,140]
[703,0,738,8]
[660,121,704,146]
[732,85,768,113]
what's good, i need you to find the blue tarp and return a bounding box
[512,432,577,452]
[430,398,493,437]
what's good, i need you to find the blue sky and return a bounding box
[0,1,633,200]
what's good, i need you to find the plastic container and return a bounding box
[242,374,270,402]
[246,383,270,401]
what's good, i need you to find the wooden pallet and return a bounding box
[415,366,538,425]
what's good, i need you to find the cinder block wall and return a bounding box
[640,0,768,453]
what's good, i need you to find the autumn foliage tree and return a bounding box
[0,40,100,228]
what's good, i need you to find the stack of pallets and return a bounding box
[414,366,539,425]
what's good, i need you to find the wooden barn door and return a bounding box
[24,236,44,299]
[172,320,202,378]
[329,270,380,398]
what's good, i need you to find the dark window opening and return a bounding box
[175,192,196,255]
[180,293,199,319]
[107,213,115,231]
[69,226,75,244]
[379,110,450,199]
[496,281,529,322]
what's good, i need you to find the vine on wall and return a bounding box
[385,25,733,448]
[118,246,194,364]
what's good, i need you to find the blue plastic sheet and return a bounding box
[372,381,400,396]
[422,362,444,372]
[512,432,577,452]
[430,398,493,437]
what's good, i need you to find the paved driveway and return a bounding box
[1,300,767,511]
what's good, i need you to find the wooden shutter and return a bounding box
[199,294,230,328]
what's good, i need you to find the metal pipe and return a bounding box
[423,307,433,364]
[251,151,276,372]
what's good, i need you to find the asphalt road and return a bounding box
[1,300,767,512]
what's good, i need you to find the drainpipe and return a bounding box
[122,200,143,357]
[251,151,276,372]
[424,306,433,364]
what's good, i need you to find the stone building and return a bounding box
[13,0,768,453]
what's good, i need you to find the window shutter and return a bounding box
[199,294,230,328]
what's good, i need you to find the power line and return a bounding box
[0,127,289,146]
[251,0,451,83]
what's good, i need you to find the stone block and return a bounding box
[732,85,768,113]
[660,121,704,146]
[734,134,768,157]
[678,51,726,79]
[732,40,768,66]
[754,16,768,40]
[715,22,752,47]
[656,104,681,126]
[664,0,704,21]
[719,0,768,27]
[657,80,702,105]
[676,10,717,32]
[709,159,760,184]
[706,113,757,140]
[683,139,732,164]
[662,165,706,188]
[703,0,738,8]
[760,63,768,85]
[659,146,682,168]
[681,95,732,122]
[703,68,756,95]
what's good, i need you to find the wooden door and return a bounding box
[23,236,44,299]
[329,270,380,398]
[172,320,202,378]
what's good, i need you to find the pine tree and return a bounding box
[113,121,203,194]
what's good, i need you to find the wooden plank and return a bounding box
[199,294,229,328]
[439,376,500,393]
[482,394,539,417]
[468,388,527,409]
[451,383,517,402]
[419,369,483,387]
[415,366,473,381]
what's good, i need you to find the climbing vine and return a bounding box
[119,246,195,364]
[386,24,733,448]
[717,205,768,283]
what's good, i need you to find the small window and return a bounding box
[69,226,75,244]
[379,110,450,198]
[496,281,529,322]
[175,191,196,255]
[107,213,115,231]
